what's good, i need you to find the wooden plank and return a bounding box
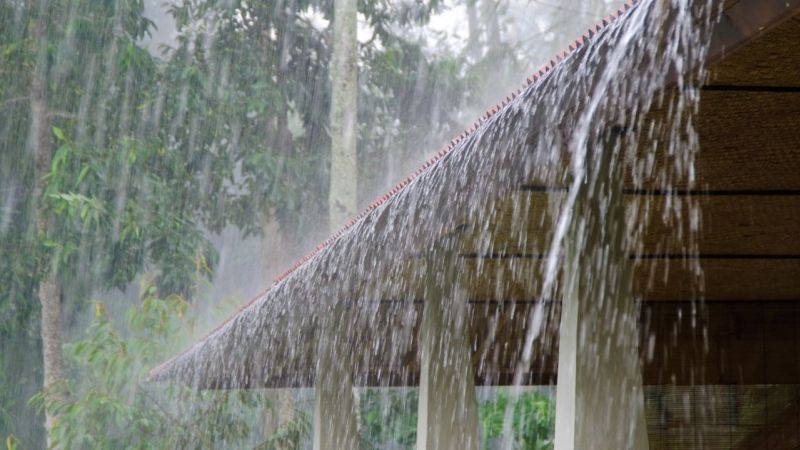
[640,302,800,386]
[709,16,800,87]
[736,400,800,449]
[445,256,800,302]
[640,195,800,256]
[468,301,800,386]
[688,90,800,190]
[453,256,800,302]
[464,191,800,257]
[635,89,800,191]
[722,0,742,10]
[521,90,800,191]
[522,95,800,193]
[640,258,800,301]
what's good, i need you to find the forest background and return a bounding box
[0,0,616,448]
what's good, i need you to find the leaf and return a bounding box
[77,165,91,184]
[50,144,71,172]
[42,238,59,248]
[94,302,106,318]
[52,126,65,141]
[73,341,87,356]
[6,434,18,450]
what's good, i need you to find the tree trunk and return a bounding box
[328,0,358,229]
[480,0,501,52]
[28,0,65,446]
[466,0,480,59]
[315,0,361,448]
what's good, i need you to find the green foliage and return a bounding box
[30,283,267,449]
[360,389,418,449]
[5,434,19,450]
[43,131,219,294]
[357,387,555,450]
[0,0,485,445]
[479,388,555,450]
[253,411,312,450]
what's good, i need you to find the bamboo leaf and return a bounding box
[52,126,65,141]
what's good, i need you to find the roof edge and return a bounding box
[148,0,639,380]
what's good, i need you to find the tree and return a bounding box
[27,0,64,442]
[315,0,361,447]
[1,1,158,444]
[2,0,552,446]
[479,389,555,450]
[328,0,358,230]
[359,389,418,449]
[32,282,272,449]
[0,0,277,444]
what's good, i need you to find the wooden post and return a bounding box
[313,307,361,450]
[416,254,480,450]
[554,131,649,450]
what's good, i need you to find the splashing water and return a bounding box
[1,0,751,447]
[148,0,724,448]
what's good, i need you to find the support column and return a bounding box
[416,254,480,450]
[314,308,360,450]
[554,132,649,450]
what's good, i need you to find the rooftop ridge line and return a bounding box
[148,0,639,379]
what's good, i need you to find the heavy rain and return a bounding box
[2,0,800,449]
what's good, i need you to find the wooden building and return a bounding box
[151,1,800,448]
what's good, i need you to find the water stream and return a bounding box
[0,0,741,447]
[153,0,718,448]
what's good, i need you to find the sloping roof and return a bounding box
[150,0,800,388]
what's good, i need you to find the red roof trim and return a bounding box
[149,0,639,379]
[251,0,800,298]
